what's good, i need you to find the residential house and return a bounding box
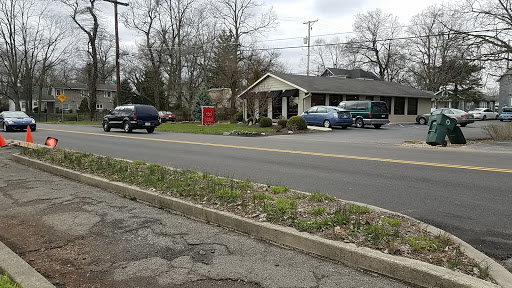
[7,87,54,113]
[498,69,512,111]
[237,72,435,123]
[320,68,381,80]
[51,83,117,113]
[432,87,498,112]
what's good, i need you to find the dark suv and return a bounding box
[103,104,160,133]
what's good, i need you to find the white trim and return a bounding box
[237,73,308,98]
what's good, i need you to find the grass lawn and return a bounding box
[156,122,275,134]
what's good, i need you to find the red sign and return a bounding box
[201,106,215,126]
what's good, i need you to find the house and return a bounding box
[320,68,381,80]
[498,69,512,111]
[51,83,117,112]
[432,86,498,112]
[237,72,435,123]
[7,87,54,113]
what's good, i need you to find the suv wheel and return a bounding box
[146,127,155,133]
[355,118,364,128]
[103,121,111,132]
[123,121,132,133]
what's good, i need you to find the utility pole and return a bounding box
[104,0,128,106]
[303,19,318,76]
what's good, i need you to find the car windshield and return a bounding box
[503,107,512,113]
[3,111,29,118]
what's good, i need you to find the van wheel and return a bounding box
[374,124,382,129]
[146,127,155,133]
[323,120,331,128]
[123,121,132,133]
[355,118,364,128]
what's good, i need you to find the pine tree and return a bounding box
[78,97,90,113]
[192,89,213,121]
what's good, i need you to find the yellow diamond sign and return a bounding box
[58,93,67,102]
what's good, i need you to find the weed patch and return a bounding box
[18,147,489,281]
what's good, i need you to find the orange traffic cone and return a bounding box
[0,132,7,147]
[45,137,58,148]
[25,126,33,143]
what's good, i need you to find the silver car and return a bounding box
[416,108,475,127]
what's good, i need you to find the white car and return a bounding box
[467,108,499,120]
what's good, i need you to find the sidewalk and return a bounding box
[0,145,411,288]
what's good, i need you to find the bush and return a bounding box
[259,116,272,127]
[286,116,307,131]
[277,119,287,127]
[233,111,243,122]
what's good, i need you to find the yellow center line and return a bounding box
[40,128,512,174]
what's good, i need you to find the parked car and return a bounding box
[0,111,36,132]
[158,111,176,123]
[416,108,475,127]
[300,106,353,128]
[103,104,160,133]
[467,107,499,120]
[337,101,389,128]
[499,106,512,122]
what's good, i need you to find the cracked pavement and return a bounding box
[0,146,411,288]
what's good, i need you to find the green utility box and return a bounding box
[426,114,466,146]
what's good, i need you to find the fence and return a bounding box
[30,111,108,123]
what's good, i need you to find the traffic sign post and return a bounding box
[58,93,67,122]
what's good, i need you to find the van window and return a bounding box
[372,102,388,113]
[356,102,369,111]
[344,102,359,110]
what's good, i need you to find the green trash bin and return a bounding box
[426,114,465,146]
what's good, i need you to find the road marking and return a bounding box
[40,128,512,174]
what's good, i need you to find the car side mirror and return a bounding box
[304,111,309,114]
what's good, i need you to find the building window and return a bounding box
[394,97,405,115]
[380,96,392,113]
[81,90,88,97]
[56,89,62,96]
[311,94,325,106]
[62,103,69,110]
[329,95,343,106]
[346,95,359,101]
[96,104,103,110]
[365,96,374,101]
[407,98,418,115]
[21,102,26,109]
[33,101,38,107]
[105,91,112,98]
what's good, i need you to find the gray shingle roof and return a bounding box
[272,73,434,98]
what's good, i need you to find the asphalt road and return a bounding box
[3,121,512,271]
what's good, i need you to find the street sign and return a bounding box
[58,93,67,102]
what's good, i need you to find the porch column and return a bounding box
[267,98,272,118]
[282,97,287,119]
[325,94,330,105]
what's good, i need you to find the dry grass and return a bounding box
[481,122,512,141]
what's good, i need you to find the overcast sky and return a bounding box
[103,0,451,74]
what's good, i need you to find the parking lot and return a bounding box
[299,119,505,145]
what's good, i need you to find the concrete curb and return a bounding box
[0,241,55,288]
[11,153,511,288]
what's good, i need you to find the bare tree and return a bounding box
[0,0,38,110]
[60,0,101,120]
[211,0,277,114]
[346,9,404,81]
[122,0,164,108]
